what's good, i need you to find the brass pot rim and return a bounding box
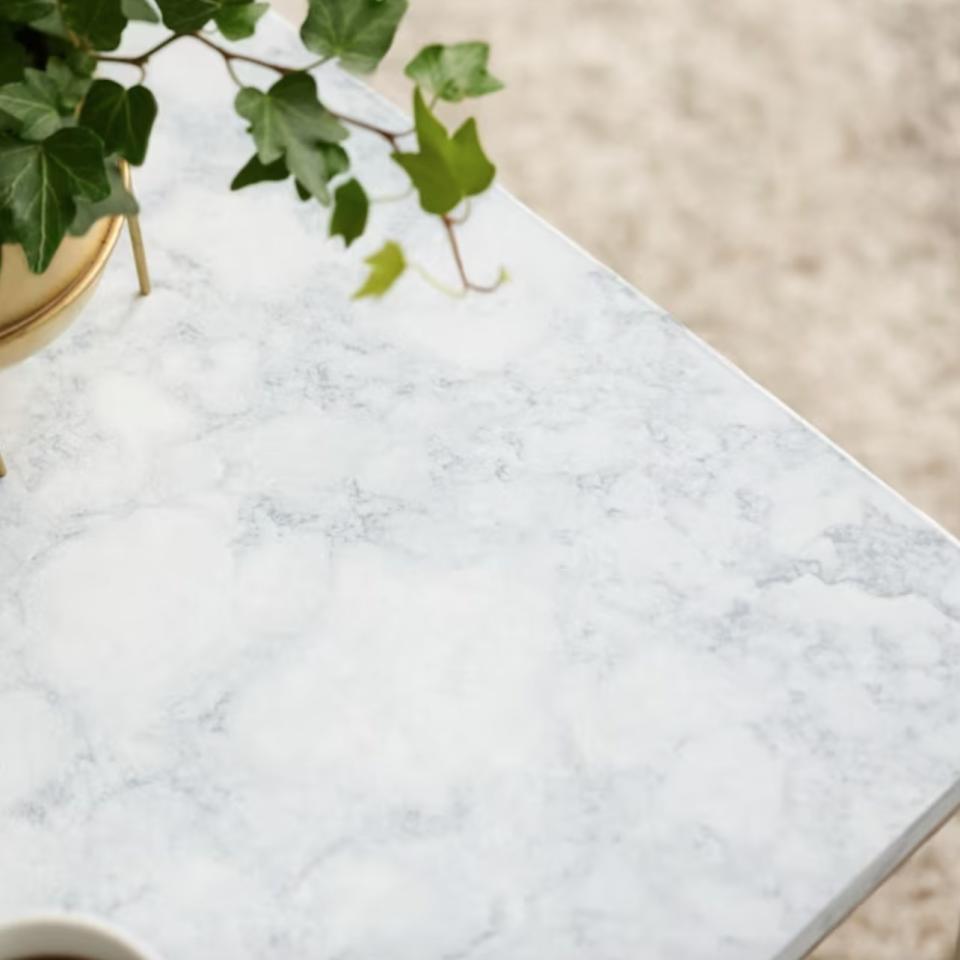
[0,161,130,346]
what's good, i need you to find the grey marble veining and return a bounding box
[1,15,959,960]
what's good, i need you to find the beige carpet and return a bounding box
[278,0,960,953]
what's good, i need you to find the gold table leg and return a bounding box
[128,212,151,296]
[126,167,150,296]
[0,451,6,478]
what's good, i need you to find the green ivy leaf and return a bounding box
[120,0,159,21]
[0,69,63,141]
[301,0,407,74]
[78,79,157,166]
[66,50,98,77]
[155,0,215,31]
[45,56,93,111]
[235,73,348,202]
[0,204,12,273]
[0,0,55,22]
[230,153,288,190]
[0,127,110,271]
[391,89,458,214]
[314,143,348,195]
[282,141,347,203]
[391,89,495,215]
[68,160,138,235]
[61,0,126,50]
[0,58,91,134]
[156,0,261,34]
[353,239,405,298]
[404,42,503,103]
[0,24,29,85]
[215,0,267,39]
[330,177,367,247]
[446,118,495,196]
[26,6,71,37]
[234,74,348,159]
[0,206,10,275]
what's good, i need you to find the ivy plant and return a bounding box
[0,0,505,298]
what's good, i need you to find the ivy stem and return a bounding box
[326,109,402,148]
[95,31,183,66]
[222,55,243,89]
[189,32,297,75]
[409,262,466,299]
[370,185,414,204]
[441,215,503,294]
[95,33,405,144]
[442,215,470,292]
[94,30,303,75]
[447,198,471,225]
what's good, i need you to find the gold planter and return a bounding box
[0,163,150,477]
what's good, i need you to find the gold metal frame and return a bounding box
[0,164,150,478]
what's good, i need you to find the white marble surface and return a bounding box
[2,15,960,960]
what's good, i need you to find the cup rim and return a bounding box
[0,913,159,960]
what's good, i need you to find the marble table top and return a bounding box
[2,15,960,960]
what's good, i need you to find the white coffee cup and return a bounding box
[0,915,158,960]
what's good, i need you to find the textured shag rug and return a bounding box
[280,0,960,954]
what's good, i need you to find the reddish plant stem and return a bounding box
[191,31,298,74]
[326,110,401,149]
[95,31,295,72]
[95,31,183,66]
[442,215,470,292]
[441,215,501,293]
